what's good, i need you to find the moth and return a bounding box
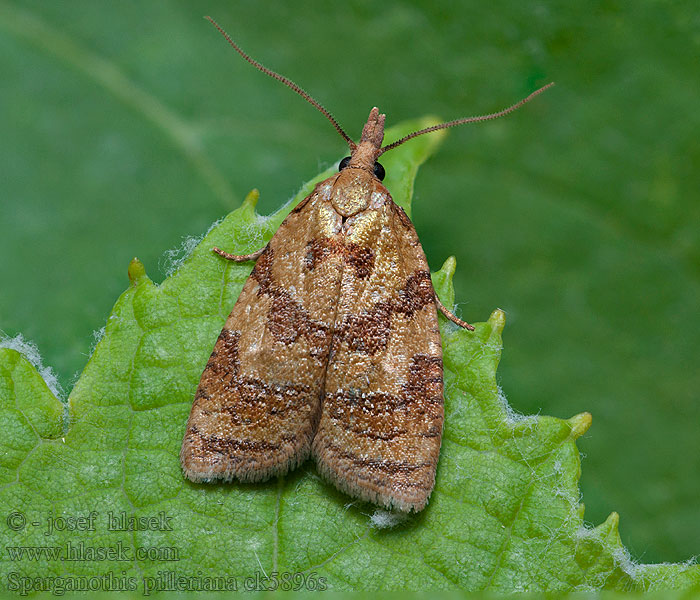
[181,17,552,512]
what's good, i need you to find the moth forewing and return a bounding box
[180,183,339,483]
[311,186,445,512]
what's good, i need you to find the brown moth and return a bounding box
[181,17,552,512]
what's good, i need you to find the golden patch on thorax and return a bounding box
[330,168,375,217]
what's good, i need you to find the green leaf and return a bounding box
[0,118,698,594]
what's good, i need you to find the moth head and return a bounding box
[339,157,385,181]
[334,107,387,180]
[338,156,386,180]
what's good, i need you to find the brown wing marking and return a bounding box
[312,184,444,512]
[181,177,345,482]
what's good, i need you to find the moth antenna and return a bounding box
[377,82,555,156]
[205,16,356,150]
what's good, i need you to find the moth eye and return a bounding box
[339,156,351,171]
[373,161,385,181]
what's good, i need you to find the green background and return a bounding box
[0,0,697,565]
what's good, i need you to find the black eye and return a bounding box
[339,156,351,171]
[373,161,385,181]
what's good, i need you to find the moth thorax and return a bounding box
[331,168,375,217]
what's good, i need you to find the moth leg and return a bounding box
[213,246,265,262]
[434,293,475,331]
